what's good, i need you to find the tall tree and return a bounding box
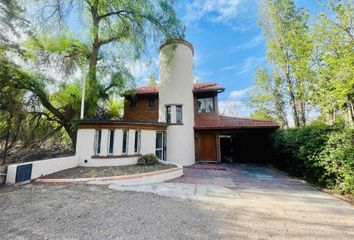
[148,74,158,87]
[258,0,312,127]
[311,0,354,125]
[4,0,184,147]
[246,67,288,127]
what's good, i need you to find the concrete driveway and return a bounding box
[1,164,354,239]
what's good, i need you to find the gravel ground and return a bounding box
[41,164,175,179]
[1,183,354,240]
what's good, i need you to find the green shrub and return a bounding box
[137,154,158,166]
[270,123,354,194]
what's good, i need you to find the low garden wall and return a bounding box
[36,166,183,185]
[6,156,78,185]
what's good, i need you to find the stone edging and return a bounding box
[35,167,182,184]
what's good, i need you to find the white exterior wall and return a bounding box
[6,156,77,184]
[140,130,156,154]
[75,128,157,167]
[159,41,195,166]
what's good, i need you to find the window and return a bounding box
[108,130,114,154]
[148,98,156,107]
[130,99,136,107]
[122,130,128,154]
[94,129,102,155]
[197,98,215,113]
[166,106,171,123]
[176,106,183,123]
[156,132,165,160]
[134,130,141,153]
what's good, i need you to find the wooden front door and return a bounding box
[198,132,216,161]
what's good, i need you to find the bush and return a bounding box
[137,154,158,166]
[270,123,354,194]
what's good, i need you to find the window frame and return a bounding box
[197,97,215,113]
[148,97,156,108]
[176,105,183,124]
[94,129,102,155]
[165,106,171,123]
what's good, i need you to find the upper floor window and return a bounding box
[148,98,156,108]
[130,99,136,107]
[166,106,171,123]
[176,106,183,124]
[198,98,215,113]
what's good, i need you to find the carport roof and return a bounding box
[194,115,279,129]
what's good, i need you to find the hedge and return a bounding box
[270,123,354,194]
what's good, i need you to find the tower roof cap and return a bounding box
[159,38,194,56]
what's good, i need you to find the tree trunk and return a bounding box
[2,115,12,165]
[347,97,354,125]
[284,72,300,127]
[64,124,77,150]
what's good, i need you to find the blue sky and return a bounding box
[155,0,322,117]
[61,0,323,117]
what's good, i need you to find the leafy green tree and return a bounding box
[311,0,354,125]
[258,0,313,127]
[148,74,158,87]
[246,67,288,127]
[3,0,184,148]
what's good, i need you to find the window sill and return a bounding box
[167,123,184,126]
[91,154,142,159]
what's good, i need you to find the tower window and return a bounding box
[166,106,171,123]
[176,106,183,124]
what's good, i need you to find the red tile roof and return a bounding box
[194,115,279,129]
[134,82,224,95]
[135,86,159,95]
[192,83,225,92]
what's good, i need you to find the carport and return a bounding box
[194,116,279,164]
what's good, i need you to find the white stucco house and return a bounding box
[75,39,279,167]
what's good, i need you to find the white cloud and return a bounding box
[220,57,266,75]
[219,86,253,117]
[229,87,253,99]
[125,59,157,86]
[184,0,254,25]
[228,34,265,53]
[235,57,266,75]
[219,99,242,117]
[220,65,236,71]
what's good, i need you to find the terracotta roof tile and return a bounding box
[135,86,159,94]
[133,82,224,95]
[194,115,279,129]
[192,83,225,92]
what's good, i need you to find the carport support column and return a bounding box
[216,132,221,162]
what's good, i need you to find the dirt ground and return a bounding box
[1,164,354,240]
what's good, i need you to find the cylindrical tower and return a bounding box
[159,39,195,166]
